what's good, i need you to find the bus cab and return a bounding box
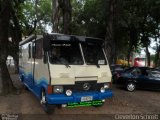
[19,33,113,114]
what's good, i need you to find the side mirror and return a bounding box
[43,52,48,64]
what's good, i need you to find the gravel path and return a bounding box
[0,67,159,120]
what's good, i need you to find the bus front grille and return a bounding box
[64,81,104,92]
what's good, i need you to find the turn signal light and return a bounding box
[47,85,53,94]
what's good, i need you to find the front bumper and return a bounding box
[46,90,113,104]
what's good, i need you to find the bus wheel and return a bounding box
[24,86,29,91]
[40,90,55,114]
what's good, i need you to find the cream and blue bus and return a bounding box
[19,33,113,114]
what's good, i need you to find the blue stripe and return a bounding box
[46,90,113,104]
[19,68,48,98]
[19,68,113,105]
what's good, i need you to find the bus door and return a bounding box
[24,42,34,88]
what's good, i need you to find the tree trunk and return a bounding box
[62,0,72,34]
[0,71,2,94]
[146,46,150,67]
[0,61,15,94]
[9,0,22,73]
[105,0,115,65]
[127,46,132,66]
[154,36,159,67]
[141,35,150,67]
[52,0,59,32]
[13,54,19,73]
[0,0,15,94]
[154,27,160,67]
[52,0,72,34]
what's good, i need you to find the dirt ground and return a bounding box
[0,67,160,120]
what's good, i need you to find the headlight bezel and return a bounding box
[104,83,110,89]
[53,85,64,94]
[66,89,72,96]
[100,87,105,93]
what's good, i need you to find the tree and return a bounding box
[71,0,160,66]
[8,0,22,73]
[0,0,17,94]
[52,0,60,32]
[104,0,116,64]
[71,0,133,64]
[71,0,108,37]
[62,0,72,34]
[0,0,52,94]
[52,0,72,34]
[22,0,52,35]
[148,0,160,66]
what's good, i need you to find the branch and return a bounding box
[28,20,37,35]
[9,1,22,43]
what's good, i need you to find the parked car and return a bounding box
[116,67,160,92]
[111,64,130,83]
[155,66,160,71]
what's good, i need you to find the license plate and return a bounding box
[67,100,103,108]
[81,96,93,102]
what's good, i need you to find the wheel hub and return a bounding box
[127,84,135,91]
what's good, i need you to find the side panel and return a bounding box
[19,39,50,98]
[33,58,50,97]
[31,39,50,97]
[50,65,112,85]
[19,42,33,87]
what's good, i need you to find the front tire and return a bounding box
[41,90,55,114]
[126,82,136,92]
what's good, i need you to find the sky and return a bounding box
[141,39,156,56]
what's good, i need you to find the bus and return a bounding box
[19,33,113,114]
[134,57,146,67]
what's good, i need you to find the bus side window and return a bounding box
[28,44,31,59]
[35,39,42,59]
[32,42,36,59]
[32,39,42,59]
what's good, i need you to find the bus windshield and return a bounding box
[49,42,83,65]
[81,43,107,65]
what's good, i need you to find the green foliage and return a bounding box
[71,0,107,38]
[16,0,160,65]
[21,0,52,35]
[6,0,160,65]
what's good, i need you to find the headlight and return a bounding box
[100,87,105,93]
[66,89,72,96]
[53,86,63,93]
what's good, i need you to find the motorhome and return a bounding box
[19,33,113,114]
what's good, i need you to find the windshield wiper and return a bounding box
[96,60,100,68]
[96,63,100,68]
[65,63,71,68]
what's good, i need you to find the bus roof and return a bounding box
[19,35,43,45]
[19,33,104,46]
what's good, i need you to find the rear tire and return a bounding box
[41,90,55,114]
[126,82,136,92]
[24,86,29,91]
[20,75,29,91]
